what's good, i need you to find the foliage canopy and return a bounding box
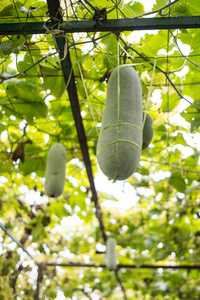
[0,0,200,299]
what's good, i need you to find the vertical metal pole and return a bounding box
[46,0,107,243]
[34,264,42,300]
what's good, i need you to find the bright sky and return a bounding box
[95,169,140,209]
[124,0,155,10]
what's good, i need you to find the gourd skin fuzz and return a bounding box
[97,66,143,180]
[106,237,117,271]
[142,112,154,150]
[45,143,67,197]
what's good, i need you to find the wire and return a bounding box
[119,36,192,105]
[132,0,181,19]
[170,29,200,68]
[0,222,38,263]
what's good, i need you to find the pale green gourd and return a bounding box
[45,143,67,197]
[97,66,143,180]
[142,112,154,150]
[106,237,117,271]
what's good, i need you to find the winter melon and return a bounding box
[97,66,143,180]
[45,143,67,197]
[142,112,153,150]
[106,237,117,271]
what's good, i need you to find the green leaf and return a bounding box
[101,34,118,69]
[0,153,13,173]
[6,80,48,123]
[0,0,12,13]
[189,100,200,111]
[189,0,200,11]
[31,220,45,242]
[181,112,200,132]
[123,1,145,17]
[0,40,13,55]
[143,238,154,249]
[152,0,167,12]
[161,92,179,112]
[171,1,194,17]
[90,0,113,8]
[135,165,149,176]
[48,201,68,218]
[183,151,199,167]
[169,171,186,193]
[175,133,189,147]
[6,80,42,102]
[139,31,173,56]
[0,1,23,21]
[154,249,169,262]
[0,124,7,134]
[39,64,66,100]
[0,3,15,18]
[181,100,200,132]
[149,208,162,215]
[19,145,46,176]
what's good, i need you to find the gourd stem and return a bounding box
[75,53,99,135]
[143,59,156,130]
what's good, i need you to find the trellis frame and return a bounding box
[1,0,200,299]
[1,2,200,244]
[0,16,200,35]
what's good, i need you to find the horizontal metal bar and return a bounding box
[0,16,200,35]
[46,262,200,269]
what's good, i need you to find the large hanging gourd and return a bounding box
[45,143,67,197]
[97,66,143,180]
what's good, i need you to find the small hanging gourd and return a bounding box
[142,112,154,150]
[45,143,67,197]
[106,237,117,271]
[97,66,143,180]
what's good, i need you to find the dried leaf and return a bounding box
[12,143,25,163]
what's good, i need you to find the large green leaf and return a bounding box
[48,201,68,218]
[169,171,186,193]
[39,64,66,100]
[5,80,48,123]
[6,80,42,102]
[19,143,46,176]
[0,1,23,21]
[123,1,145,17]
[0,153,13,174]
[101,34,118,68]
[31,219,45,242]
[181,100,200,132]
[161,91,179,112]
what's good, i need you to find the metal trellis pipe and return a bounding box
[0,16,200,35]
[46,262,200,270]
[46,0,107,243]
